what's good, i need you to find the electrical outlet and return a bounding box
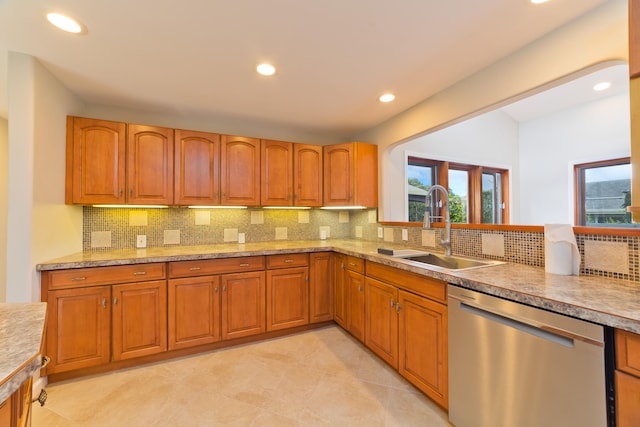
[136,235,147,248]
[238,233,245,244]
[402,229,408,241]
[377,227,383,238]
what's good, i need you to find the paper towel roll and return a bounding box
[544,224,580,275]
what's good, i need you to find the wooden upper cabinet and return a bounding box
[174,130,220,205]
[220,135,261,206]
[631,0,640,78]
[127,124,174,205]
[66,116,126,204]
[323,142,378,207]
[261,139,293,206]
[294,144,323,206]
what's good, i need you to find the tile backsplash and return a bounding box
[84,207,640,282]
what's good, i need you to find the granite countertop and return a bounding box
[0,303,47,403]
[36,239,640,335]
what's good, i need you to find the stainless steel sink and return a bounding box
[404,253,503,271]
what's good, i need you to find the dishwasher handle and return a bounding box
[459,301,577,348]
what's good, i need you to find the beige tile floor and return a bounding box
[32,326,451,426]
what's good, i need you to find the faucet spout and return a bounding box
[425,184,452,256]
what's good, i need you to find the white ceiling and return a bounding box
[0,0,617,137]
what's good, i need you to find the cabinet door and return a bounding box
[221,271,266,339]
[398,290,448,409]
[112,280,167,361]
[346,270,365,342]
[266,266,309,331]
[168,276,221,350]
[220,135,261,206]
[323,143,353,206]
[365,277,398,369]
[294,144,323,206]
[261,139,293,206]
[67,116,126,204]
[127,124,174,204]
[333,253,347,328]
[616,370,640,427]
[174,130,220,205]
[46,286,111,373]
[309,252,334,323]
[0,394,9,427]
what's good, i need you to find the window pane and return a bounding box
[481,172,503,224]
[583,163,631,226]
[407,164,433,222]
[449,169,468,223]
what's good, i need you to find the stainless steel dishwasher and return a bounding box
[448,284,607,427]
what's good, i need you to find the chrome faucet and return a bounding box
[424,184,452,256]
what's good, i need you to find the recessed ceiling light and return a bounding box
[46,13,84,34]
[256,63,276,76]
[379,93,395,103]
[529,0,550,4]
[593,81,612,91]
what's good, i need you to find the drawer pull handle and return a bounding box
[113,297,119,305]
[239,263,250,267]
[133,271,147,276]
[390,299,395,308]
[101,298,107,308]
[71,277,86,281]
[189,267,201,271]
[284,259,294,263]
[349,263,357,267]
[223,285,227,292]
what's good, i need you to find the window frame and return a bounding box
[406,156,509,225]
[574,157,631,226]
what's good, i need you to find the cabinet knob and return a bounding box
[222,285,227,292]
[390,299,395,308]
[214,287,219,293]
[113,297,119,305]
[101,297,107,308]
[119,188,123,197]
[396,303,401,313]
[358,286,363,292]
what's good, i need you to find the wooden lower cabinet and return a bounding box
[333,253,347,328]
[112,280,167,361]
[365,277,399,369]
[168,276,221,350]
[309,252,333,323]
[266,266,309,331]
[398,289,448,409]
[221,271,266,340]
[346,269,366,342]
[616,328,640,426]
[46,286,111,373]
[0,377,33,427]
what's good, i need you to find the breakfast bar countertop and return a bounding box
[36,239,640,335]
[0,302,47,403]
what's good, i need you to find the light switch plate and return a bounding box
[377,227,383,238]
[402,229,408,241]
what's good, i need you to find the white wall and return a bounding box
[81,104,342,146]
[5,53,83,302]
[351,0,627,221]
[0,117,7,301]
[385,110,520,221]
[518,92,630,224]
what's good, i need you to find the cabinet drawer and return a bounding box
[48,263,166,290]
[169,256,265,278]
[345,256,365,274]
[366,261,447,304]
[616,329,640,377]
[266,253,309,269]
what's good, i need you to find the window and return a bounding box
[574,158,632,226]
[407,157,439,222]
[407,156,509,224]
